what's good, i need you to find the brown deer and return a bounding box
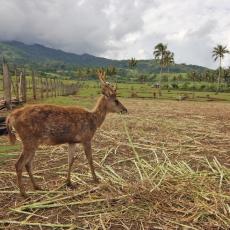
[6,70,127,197]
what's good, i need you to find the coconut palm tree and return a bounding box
[212,45,229,94]
[128,57,137,68]
[153,43,167,78]
[164,51,174,72]
[153,43,167,96]
[106,65,117,76]
[164,51,174,90]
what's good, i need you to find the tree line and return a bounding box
[153,43,229,94]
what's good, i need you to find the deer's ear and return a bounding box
[114,83,117,92]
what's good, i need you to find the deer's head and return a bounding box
[98,70,127,114]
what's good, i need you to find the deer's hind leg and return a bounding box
[15,142,37,197]
[25,153,42,191]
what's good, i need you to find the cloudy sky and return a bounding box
[0,0,229,68]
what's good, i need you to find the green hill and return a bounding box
[0,41,209,73]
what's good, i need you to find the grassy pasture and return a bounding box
[79,80,230,102]
[1,73,230,102]
[0,92,230,229]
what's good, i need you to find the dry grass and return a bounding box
[0,99,230,229]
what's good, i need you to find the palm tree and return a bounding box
[164,51,174,90]
[212,45,229,94]
[164,51,174,72]
[128,57,137,68]
[153,43,167,80]
[106,65,117,76]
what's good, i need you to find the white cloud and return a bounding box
[0,0,229,68]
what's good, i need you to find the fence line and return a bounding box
[1,61,81,109]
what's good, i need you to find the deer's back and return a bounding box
[9,104,97,145]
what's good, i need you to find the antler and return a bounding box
[97,69,106,85]
[97,68,117,96]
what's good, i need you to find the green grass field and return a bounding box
[1,73,230,103]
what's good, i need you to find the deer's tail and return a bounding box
[6,116,16,144]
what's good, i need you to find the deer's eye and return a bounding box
[114,99,119,105]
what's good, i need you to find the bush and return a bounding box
[171,83,178,89]
[180,82,189,90]
[199,84,206,91]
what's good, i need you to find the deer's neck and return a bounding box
[92,95,108,128]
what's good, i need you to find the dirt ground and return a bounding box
[0,99,229,229]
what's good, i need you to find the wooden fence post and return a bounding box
[40,77,44,99]
[32,70,37,100]
[2,58,12,109]
[45,78,49,98]
[58,80,62,96]
[15,68,19,101]
[21,69,27,102]
[56,80,59,96]
[28,79,31,89]
[18,71,22,101]
[54,78,57,97]
[61,83,64,96]
[50,78,54,97]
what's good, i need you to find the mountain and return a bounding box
[0,41,116,66]
[0,41,209,73]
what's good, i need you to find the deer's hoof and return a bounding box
[20,191,29,199]
[34,185,43,191]
[66,181,77,189]
[93,178,100,184]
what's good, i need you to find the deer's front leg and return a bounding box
[82,141,99,183]
[66,143,77,187]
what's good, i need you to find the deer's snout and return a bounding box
[121,107,128,114]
